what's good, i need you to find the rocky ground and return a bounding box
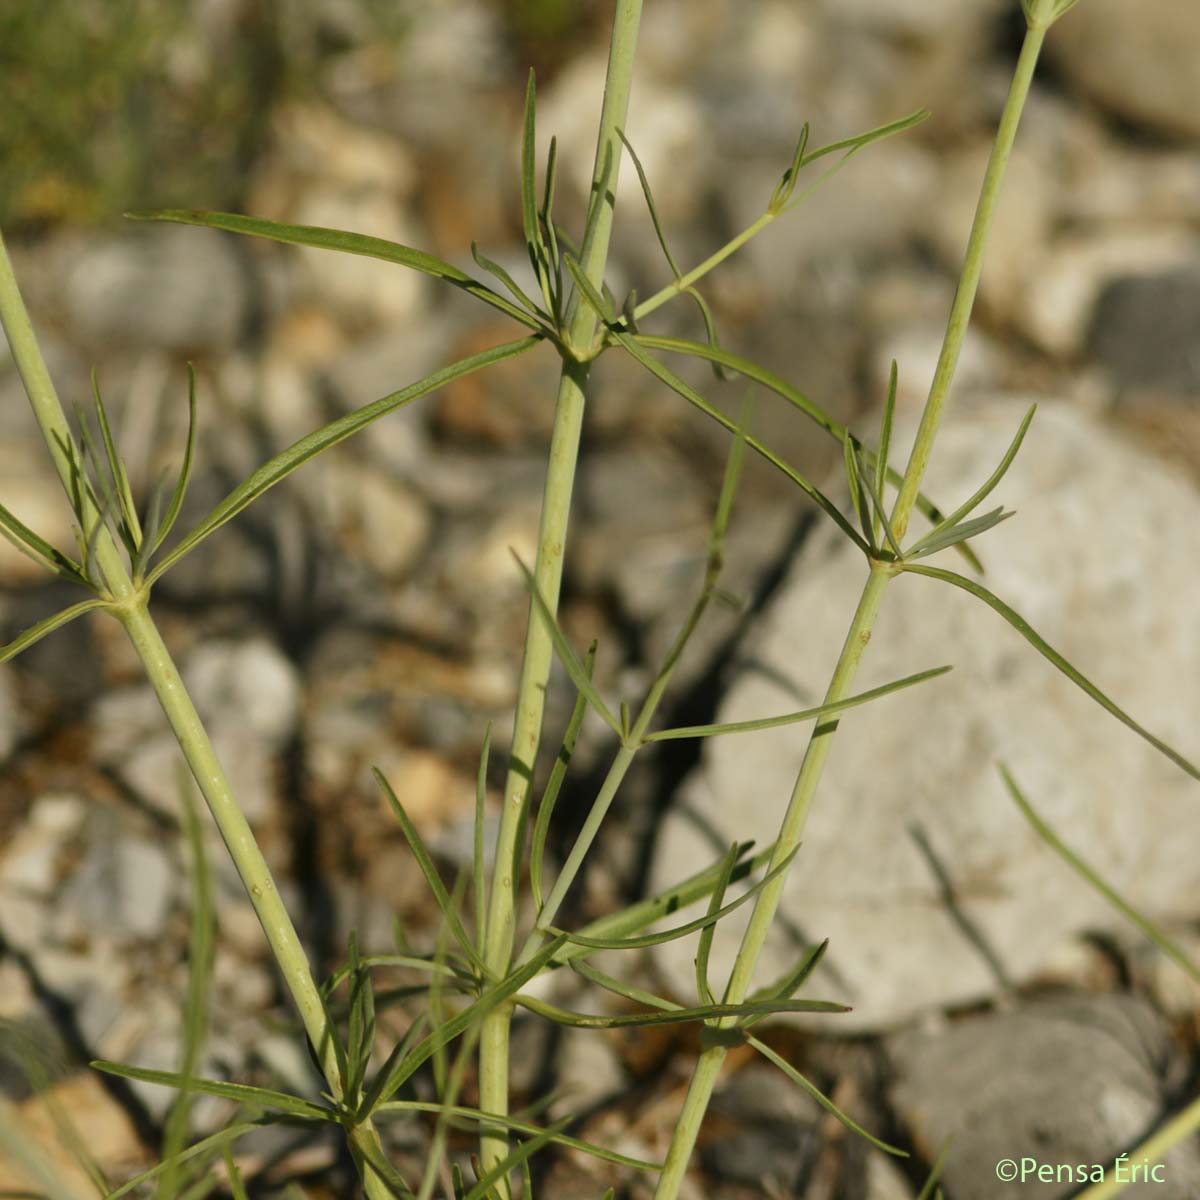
[1,0,1198,1196]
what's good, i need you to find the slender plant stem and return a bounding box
[889,21,1046,541]
[652,19,1050,1198]
[0,229,397,1200]
[477,0,644,1179]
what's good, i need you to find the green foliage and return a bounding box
[2,0,1194,1196]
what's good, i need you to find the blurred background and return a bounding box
[1,1,1199,1196]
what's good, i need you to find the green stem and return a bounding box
[633,212,773,323]
[0,229,396,1200]
[477,0,643,1181]
[889,21,1046,542]
[653,19,1050,1199]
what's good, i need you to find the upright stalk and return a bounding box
[653,17,1050,1198]
[478,0,643,1177]
[0,230,394,1198]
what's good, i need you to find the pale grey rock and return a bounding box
[0,794,85,896]
[64,225,247,352]
[1088,268,1200,398]
[888,994,1200,1200]
[56,823,176,942]
[1047,0,1200,140]
[821,0,1006,42]
[651,397,1200,1030]
[1018,230,1199,358]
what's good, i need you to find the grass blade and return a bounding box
[146,336,540,585]
[531,643,596,911]
[646,665,951,741]
[0,599,110,665]
[126,210,546,332]
[514,555,624,737]
[1000,765,1200,984]
[747,1035,907,1156]
[91,1061,333,1120]
[900,564,1200,781]
[373,768,485,973]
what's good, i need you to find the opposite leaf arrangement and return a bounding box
[0,1,1196,1198]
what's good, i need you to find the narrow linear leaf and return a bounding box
[843,433,873,547]
[916,1138,953,1200]
[748,1035,907,1156]
[769,122,811,212]
[747,938,830,1021]
[612,331,870,552]
[901,565,1200,782]
[855,446,904,559]
[101,1122,269,1200]
[127,209,544,331]
[908,405,1035,554]
[514,556,623,736]
[159,780,216,1196]
[563,252,617,324]
[630,335,981,571]
[520,70,555,317]
[474,723,492,953]
[153,363,200,555]
[0,599,111,665]
[352,1129,418,1200]
[555,841,769,964]
[518,993,847,1029]
[569,959,679,1013]
[531,644,596,911]
[1001,765,1200,984]
[548,848,798,950]
[684,286,728,380]
[76,407,136,558]
[799,109,929,168]
[375,1101,659,1171]
[617,128,682,278]
[647,665,951,741]
[90,368,142,548]
[462,1119,574,1200]
[146,337,540,585]
[874,361,898,543]
[91,1062,332,1120]
[0,500,87,584]
[358,935,569,1117]
[471,242,547,321]
[223,1148,250,1200]
[374,769,485,972]
[907,507,1013,560]
[696,844,739,1006]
